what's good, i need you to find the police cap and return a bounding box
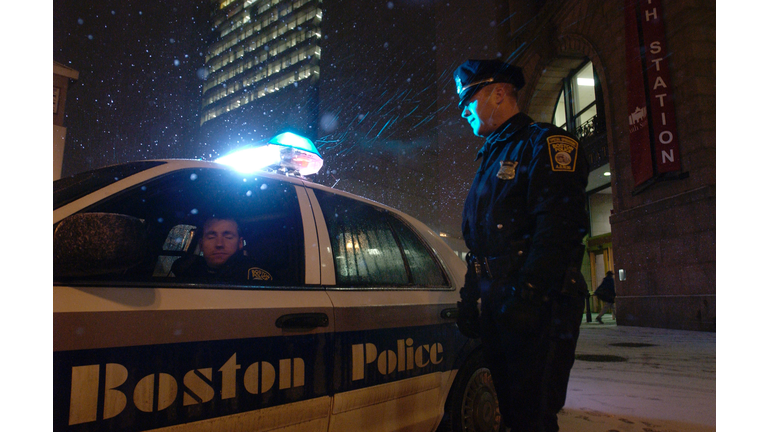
[454,59,525,108]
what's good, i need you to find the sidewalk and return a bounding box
[558,316,716,431]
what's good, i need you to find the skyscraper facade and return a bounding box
[200,0,323,149]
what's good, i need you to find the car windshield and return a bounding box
[54,161,166,210]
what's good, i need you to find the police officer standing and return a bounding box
[454,59,590,432]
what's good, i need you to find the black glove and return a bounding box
[456,299,481,339]
[561,267,589,298]
[495,283,546,334]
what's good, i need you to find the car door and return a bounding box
[53,167,335,431]
[305,187,466,432]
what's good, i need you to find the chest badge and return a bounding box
[497,161,518,180]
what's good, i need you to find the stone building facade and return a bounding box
[501,0,715,331]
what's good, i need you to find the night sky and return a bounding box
[54,0,211,177]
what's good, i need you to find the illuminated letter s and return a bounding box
[183,368,214,406]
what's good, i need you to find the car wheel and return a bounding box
[440,350,501,432]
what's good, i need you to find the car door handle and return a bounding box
[441,307,458,320]
[275,313,329,329]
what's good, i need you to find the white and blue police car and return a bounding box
[53,133,500,432]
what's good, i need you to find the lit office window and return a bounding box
[201,0,322,125]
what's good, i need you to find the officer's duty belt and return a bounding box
[469,242,528,281]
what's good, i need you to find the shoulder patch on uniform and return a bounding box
[248,267,272,281]
[546,135,578,172]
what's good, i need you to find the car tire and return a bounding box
[439,350,501,432]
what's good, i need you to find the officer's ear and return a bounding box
[238,237,244,250]
[489,84,504,103]
[497,83,517,103]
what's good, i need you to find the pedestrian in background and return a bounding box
[593,271,616,324]
[454,59,590,432]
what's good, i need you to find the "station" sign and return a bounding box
[624,0,682,187]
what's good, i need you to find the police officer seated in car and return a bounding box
[172,217,273,283]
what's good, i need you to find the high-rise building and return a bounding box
[200,0,323,148]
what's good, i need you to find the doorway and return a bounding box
[587,234,613,313]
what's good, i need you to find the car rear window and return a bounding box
[313,189,449,288]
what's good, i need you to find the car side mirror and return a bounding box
[54,213,149,278]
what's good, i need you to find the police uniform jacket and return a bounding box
[462,112,589,291]
[172,253,273,283]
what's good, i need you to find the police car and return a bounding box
[53,133,500,432]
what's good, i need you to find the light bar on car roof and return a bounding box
[216,132,323,176]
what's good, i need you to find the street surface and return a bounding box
[559,317,715,432]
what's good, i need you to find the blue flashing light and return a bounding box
[268,132,321,156]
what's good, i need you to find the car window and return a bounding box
[313,189,448,288]
[56,168,305,287]
[388,216,449,287]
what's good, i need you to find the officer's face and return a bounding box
[461,86,498,137]
[200,219,243,269]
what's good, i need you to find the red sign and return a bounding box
[625,0,653,187]
[639,0,681,174]
[624,0,682,187]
